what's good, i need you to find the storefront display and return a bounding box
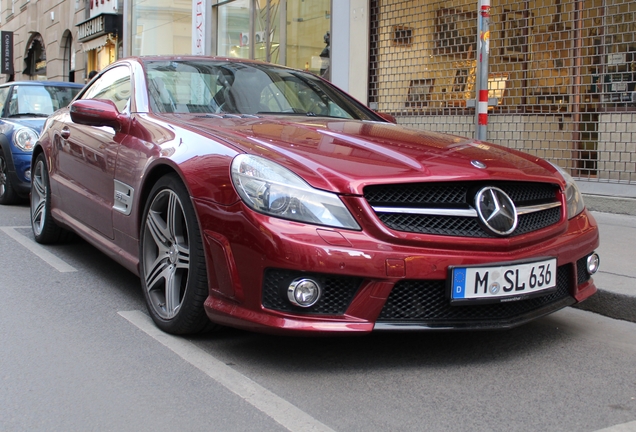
[77,13,122,78]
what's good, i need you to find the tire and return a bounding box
[31,153,69,244]
[0,150,18,205]
[139,174,213,335]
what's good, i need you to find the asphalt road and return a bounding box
[1,203,635,432]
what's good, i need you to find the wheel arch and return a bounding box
[31,144,45,171]
[0,134,15,171]
[137,163,180,228]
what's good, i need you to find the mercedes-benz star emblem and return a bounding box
[471,160,487,169]
[475,187,518,236]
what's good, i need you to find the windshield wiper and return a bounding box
[257,109,306,115]
[7,113,49,118]
[257,110,340,117]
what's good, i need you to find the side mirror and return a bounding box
[70,99,129,132]
[376,112,397,124]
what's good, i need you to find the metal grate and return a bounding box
[365,182,467,206]
[577,255,591,285]
[368,0,636,186]
[377,264,572,324]
[378,213,487,237]
[262,269,362,315]
[515,206,562,235]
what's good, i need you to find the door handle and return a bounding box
[60,127,70,139]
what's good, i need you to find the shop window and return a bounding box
[131,0,191,56]
[23,34,46,78]
[216,0,251,59]
[286,0,330,73]
[215,0,331,75]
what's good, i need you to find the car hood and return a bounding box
[1,117,46,133]
[172,115,562,194]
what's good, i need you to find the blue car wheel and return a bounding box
[0,150,18,204]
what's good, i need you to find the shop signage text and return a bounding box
[1,31,13,75]
[78,16,105,39]
[193,0,206,55]
[77,14,121,42]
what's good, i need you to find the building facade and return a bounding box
[77,2,122,75]
[0,0,123,83]
[1,0,87,82]
[1,0,634,199]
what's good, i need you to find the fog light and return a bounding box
[587,253,600,275]
[287,278,321,308]
[24,169,31,181]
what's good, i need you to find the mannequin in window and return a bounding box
[319,31,330,79]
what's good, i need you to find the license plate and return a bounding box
[450,258,557,304]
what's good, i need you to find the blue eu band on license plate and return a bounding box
[450,258,558,303]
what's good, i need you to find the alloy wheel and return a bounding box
[142,189,191,320]
[31,158,47,236]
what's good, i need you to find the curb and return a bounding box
[583,194,636,217]
[572,288,636,323]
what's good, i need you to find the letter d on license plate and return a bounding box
[449,258,558,304]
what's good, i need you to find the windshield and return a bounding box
[7,85,81,117]
[145,60,378,120]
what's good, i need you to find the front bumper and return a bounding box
[195,199,599,335]
[5,150,32,196]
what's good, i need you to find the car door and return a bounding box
[55,66,132,239]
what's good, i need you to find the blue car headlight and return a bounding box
[549,162,585,219]
[14,127,39,152]
[231,154,360,230]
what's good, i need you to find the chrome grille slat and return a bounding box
[371,200,561,217]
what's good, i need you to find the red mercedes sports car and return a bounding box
[31,56,600,335]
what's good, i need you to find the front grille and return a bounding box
[365,181,561,238]
[577,256,591,285]
[365,181,557,206]
[377,265,572,325]
[262,269,362,315]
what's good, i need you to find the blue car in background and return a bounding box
[0,81,83,204]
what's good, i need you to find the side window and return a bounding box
[0,87,10,116]
[81,66,132,113]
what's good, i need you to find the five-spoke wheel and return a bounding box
[140,174,210,334]
[31,153,67,243]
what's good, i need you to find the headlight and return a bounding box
[231,154,360,230]
[14,127,39,151]
[549,162,585,219]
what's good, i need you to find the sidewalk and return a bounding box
[573,211,636,323]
